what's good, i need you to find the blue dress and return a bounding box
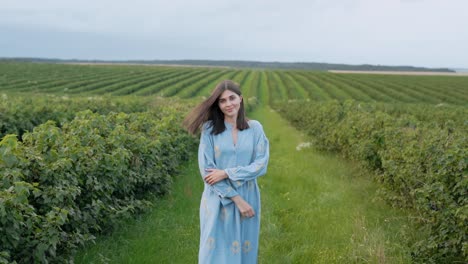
[198,120,269,263]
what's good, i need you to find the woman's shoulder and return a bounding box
[247,120,264,131]
[201,121,214,132]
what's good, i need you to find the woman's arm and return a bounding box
[224,121,270,182]
[198,124,238,206]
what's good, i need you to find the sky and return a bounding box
[1,0,467,69]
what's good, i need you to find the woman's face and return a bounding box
[218,89,242,119]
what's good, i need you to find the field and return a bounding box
[0,61,466,263]
[329,70,468,76]
[1,62,467,105]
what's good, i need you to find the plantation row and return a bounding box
[0,95,159,140]
[0,97,197,263]
[1,62,467,105]
[274,100,467,263]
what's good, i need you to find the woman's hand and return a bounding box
[204,168,228,185]
[231,196,255,218]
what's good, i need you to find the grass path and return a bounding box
[75,106,417,263]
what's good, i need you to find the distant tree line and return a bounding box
[0,57,455,72]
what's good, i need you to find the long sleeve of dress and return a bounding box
[198,125,238,206]
[224,122,269,181]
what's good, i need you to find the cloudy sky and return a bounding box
[1,0,467,68]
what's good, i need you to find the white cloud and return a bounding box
[0,0,467,67]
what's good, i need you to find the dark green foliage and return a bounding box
[0,103,196,263]
[275,100,467,263]
[0,95,153,140]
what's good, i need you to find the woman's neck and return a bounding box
[224,116,237,126]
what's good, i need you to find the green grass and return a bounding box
[74,106,420,263]
[254,106,417,263]
[74,150,202,263]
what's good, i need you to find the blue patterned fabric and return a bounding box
[198,120,269,263]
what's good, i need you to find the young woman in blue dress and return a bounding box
[184,80,269,263]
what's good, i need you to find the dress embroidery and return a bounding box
[207,237,215,250]
[214,145,221,158]
[255,162,264,172]
[202,197,211,217]
[220,208,228,221]
[243,240,252,253]
[231,240,240,254]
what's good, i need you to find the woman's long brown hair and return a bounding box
[183,80,249,135]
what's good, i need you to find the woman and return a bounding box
[183,80,269,263]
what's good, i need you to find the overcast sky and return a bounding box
[1,0,467,68]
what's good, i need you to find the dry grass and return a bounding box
[329,70,468,76]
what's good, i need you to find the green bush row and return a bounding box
[371,102,468,126]
[0,108,196,263]
[275,100,467,263]
[0,94,155,140]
